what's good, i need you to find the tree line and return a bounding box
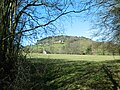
[28,36,120,55]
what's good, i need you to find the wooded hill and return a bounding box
[26,35,120,55]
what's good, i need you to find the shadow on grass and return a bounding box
[27,58,120,90]
[105,59,120,63]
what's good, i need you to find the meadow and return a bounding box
[26,53,120,90]
[28,53,120,62]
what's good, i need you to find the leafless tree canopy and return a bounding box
[0,0,98,89]
[90,0,120,43]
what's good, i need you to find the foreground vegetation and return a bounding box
[26,54,120,90]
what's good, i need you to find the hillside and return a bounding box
[26,35,120,55]
[37,35,92,45]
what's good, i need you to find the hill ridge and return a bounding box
[27,35,119,55]
[36,35,93,45]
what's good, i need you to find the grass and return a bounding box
[28,53,120,62]
[26,53,120,90]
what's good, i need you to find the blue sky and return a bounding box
[64,19,91,38]
[22,18,93,46]
[27,18,94,46]
[22,0,96,46]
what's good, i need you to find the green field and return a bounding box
[26,54,120,90]
[28,53,120,62]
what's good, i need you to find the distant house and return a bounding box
[54,40,64,44]
[43,50,47,54]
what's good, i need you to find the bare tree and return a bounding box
[0,0,98,89]
[91,0,120,42]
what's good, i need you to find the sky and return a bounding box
[64,18,92,38]
[22,0,97,46]
[22,18,93,46]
